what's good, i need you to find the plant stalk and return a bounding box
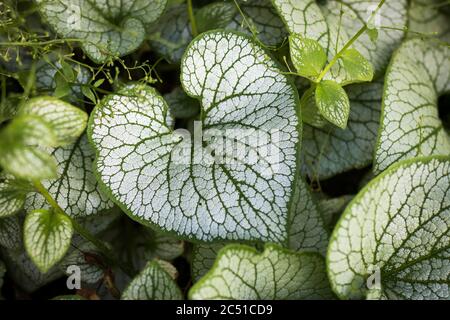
[187,0,198,37]
[315,0,386,83]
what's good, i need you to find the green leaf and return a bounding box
[195,2,236,34]
[25,135,114,218]
[24,209,74,273]
[0,215,21,249]
[315,80,350,129]
[367,28,379,43]
[299,87,328,128]
[59,60,75,82]
[0,175,29,218]
[19,97,88,146]
[302,81,382,180]
[81,85,97,104]
[89,31,300,243]
[189,244,334,299]
[36,0,167,63]
[122,260,183,300]
[374,39,450,173]
[328,156,450,300]
[35,58,91,104]
[289,34,327,79]
[0,115,58,180]
[339,48,374,83]
[53,72,71,99]
[272,0,408,83]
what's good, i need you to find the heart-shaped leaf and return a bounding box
[273,0,407,84]
[36,0,167,63]
[121,260,182,300]
[189,244,334,299]
[315,80,350,129]
[339,48,374,84]
[89,31,300,242]
[328,156,450,300]
[25,135,114,218]
[374,39,450,173]
[24,209,73,273]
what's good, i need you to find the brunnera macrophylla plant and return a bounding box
[0,0,449,301]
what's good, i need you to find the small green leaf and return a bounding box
[302,81,382,180]
[339,48,374,83]
[19,97,88,146]
[59,60,75,82]
[367,28,379,43]
[189,244,334,300]
[35,57,91,104]
[0,115,58,180]
[53,73,71,99]
[24,209,73,273]
[195,2,237,33]
[121,260,182,300]
[272,0,408,84]
[0,175,29,218]
[300,87,328,128]
[315,81,350,129]
[289,34,327,79]
[93,79,105,88]
[81,85,97,104]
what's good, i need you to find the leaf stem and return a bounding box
[187,0,198,37]
[32,181,136,277]
[315,0,386,83]
[0,38,84,47]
